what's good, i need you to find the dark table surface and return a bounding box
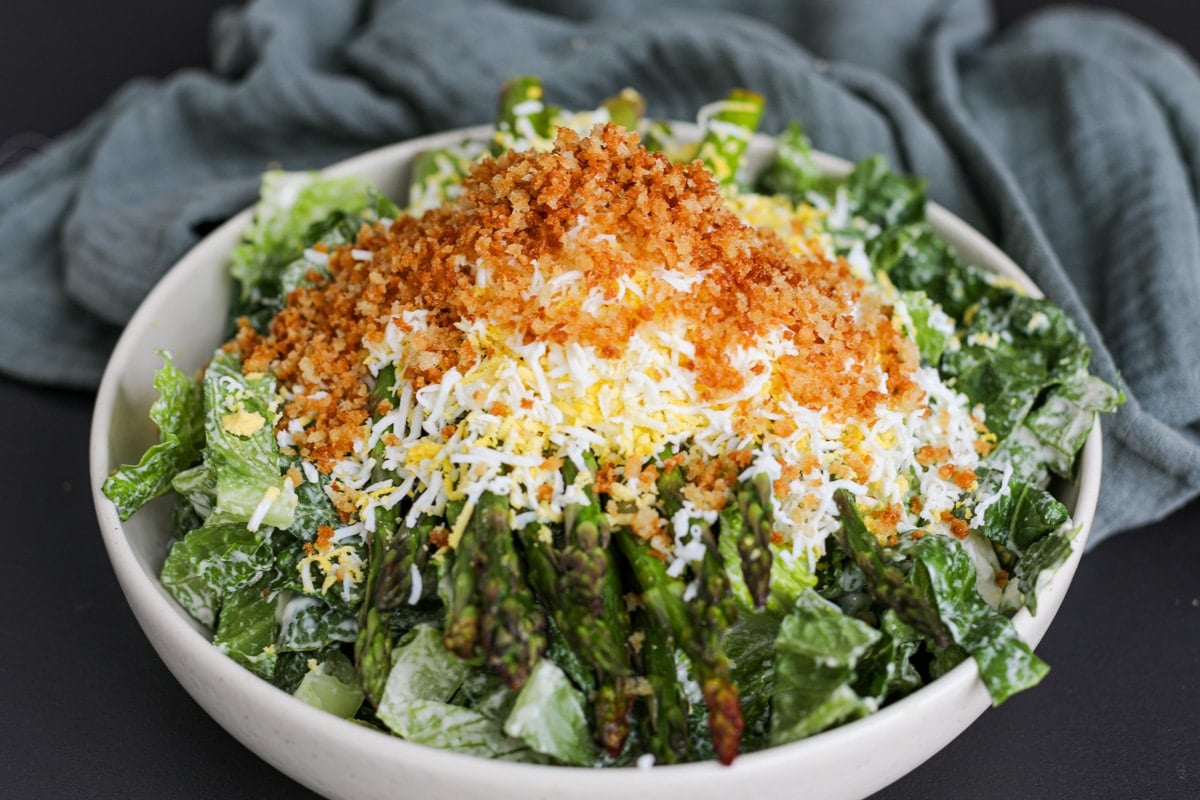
[2,2,1197,798]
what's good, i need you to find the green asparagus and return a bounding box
[696,88,764,187]
[832,489,951,647]
[735,473,775,608]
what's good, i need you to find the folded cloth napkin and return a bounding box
[3,0,1198,543]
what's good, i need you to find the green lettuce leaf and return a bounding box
[904,535,1049,704]
[942,296,1090,442]
[230,171,383,301]
[377,624,469,727]
[214,581,278,679]
[160,522,272,627]
[102,351,203,520]
[769,590,880,745]
[1014,528,1074,615]
[407,141,489,214]
[974,472,1069,552]
[170,463,216,521]
[503,660,594,765]
[1020,370,1123,480]
[285,456,340,535]
[723,610,781,749]
[840,155,927,229]
[377,625,533,759]
[202,349,296,530]
[869,224,1001,319]
[293,651,364,718]
[755,122,838,200]
[276,593,357,651]
[901,290,953,365]
[853,610,923,704]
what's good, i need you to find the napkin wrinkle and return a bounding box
[3,0,1199,542]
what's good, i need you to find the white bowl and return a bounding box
[90,125,1101,800]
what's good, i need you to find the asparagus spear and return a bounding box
[406,140,486,213]
[734,473,775,608]
[443,500,485,660]
[696,88,764,187]
[634,607,692,764]
[559,458,628,645]
[615,525,743,765]
[518,519,629,677]
[832,489,951,647]
[373,516,437,612]
[354,364,399,707]
[494,75,560,153]
[657,465,744,763]
[519,458,635,755]
[474,491,547,689]
[601,87,646,131]
[355,603,391,709]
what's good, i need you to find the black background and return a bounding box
[0,2,1197,798]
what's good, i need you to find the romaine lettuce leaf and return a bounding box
[904,535,1049,704]
[160,522,271,626]
[769,590,880,745]
[754,122,838,200]
[503,660,594,765]
[1014,527,1074,615]
[377,625,535,759]
[942,296,1090,441]
[214,581,279,679]
[388,700,536,760]
[723,610,781,749]
[170,462,216,521]
[276,593,357,651]
[901,290,953,366]
[230,171,383,301]
[868,224,1000,319]
[285,456,340,535]
[377,624,470,728]
[293,650,364,719]
[102,351,203,520]
[975,475,1069,553]
[1021,370,1123,479]
[853,610,922,704]
[202,349,296,530]
[840,155,927,229]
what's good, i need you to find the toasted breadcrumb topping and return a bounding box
[237,124,920,472]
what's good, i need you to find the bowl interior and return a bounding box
[90,126,1100,800]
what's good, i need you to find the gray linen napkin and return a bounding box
[3,0,1197,544]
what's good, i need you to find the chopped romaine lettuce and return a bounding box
[377,625,534,759]
[904,535,1049,704]
[160,522,271,626]
[276,593,357,651]
[293,651,364,718]
[202,349,296,530]
[840,155,927,229]
[1014,528,1075,615]
[103,352,203,520]
[230,171,384,301]
[214,581,279,679]
[755,122,838,200]
[853,610,923,704]
[503,660,594,765]
[769,590,880,745]
[901,290,953,365]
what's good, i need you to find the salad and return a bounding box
[103,77,1120,767]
